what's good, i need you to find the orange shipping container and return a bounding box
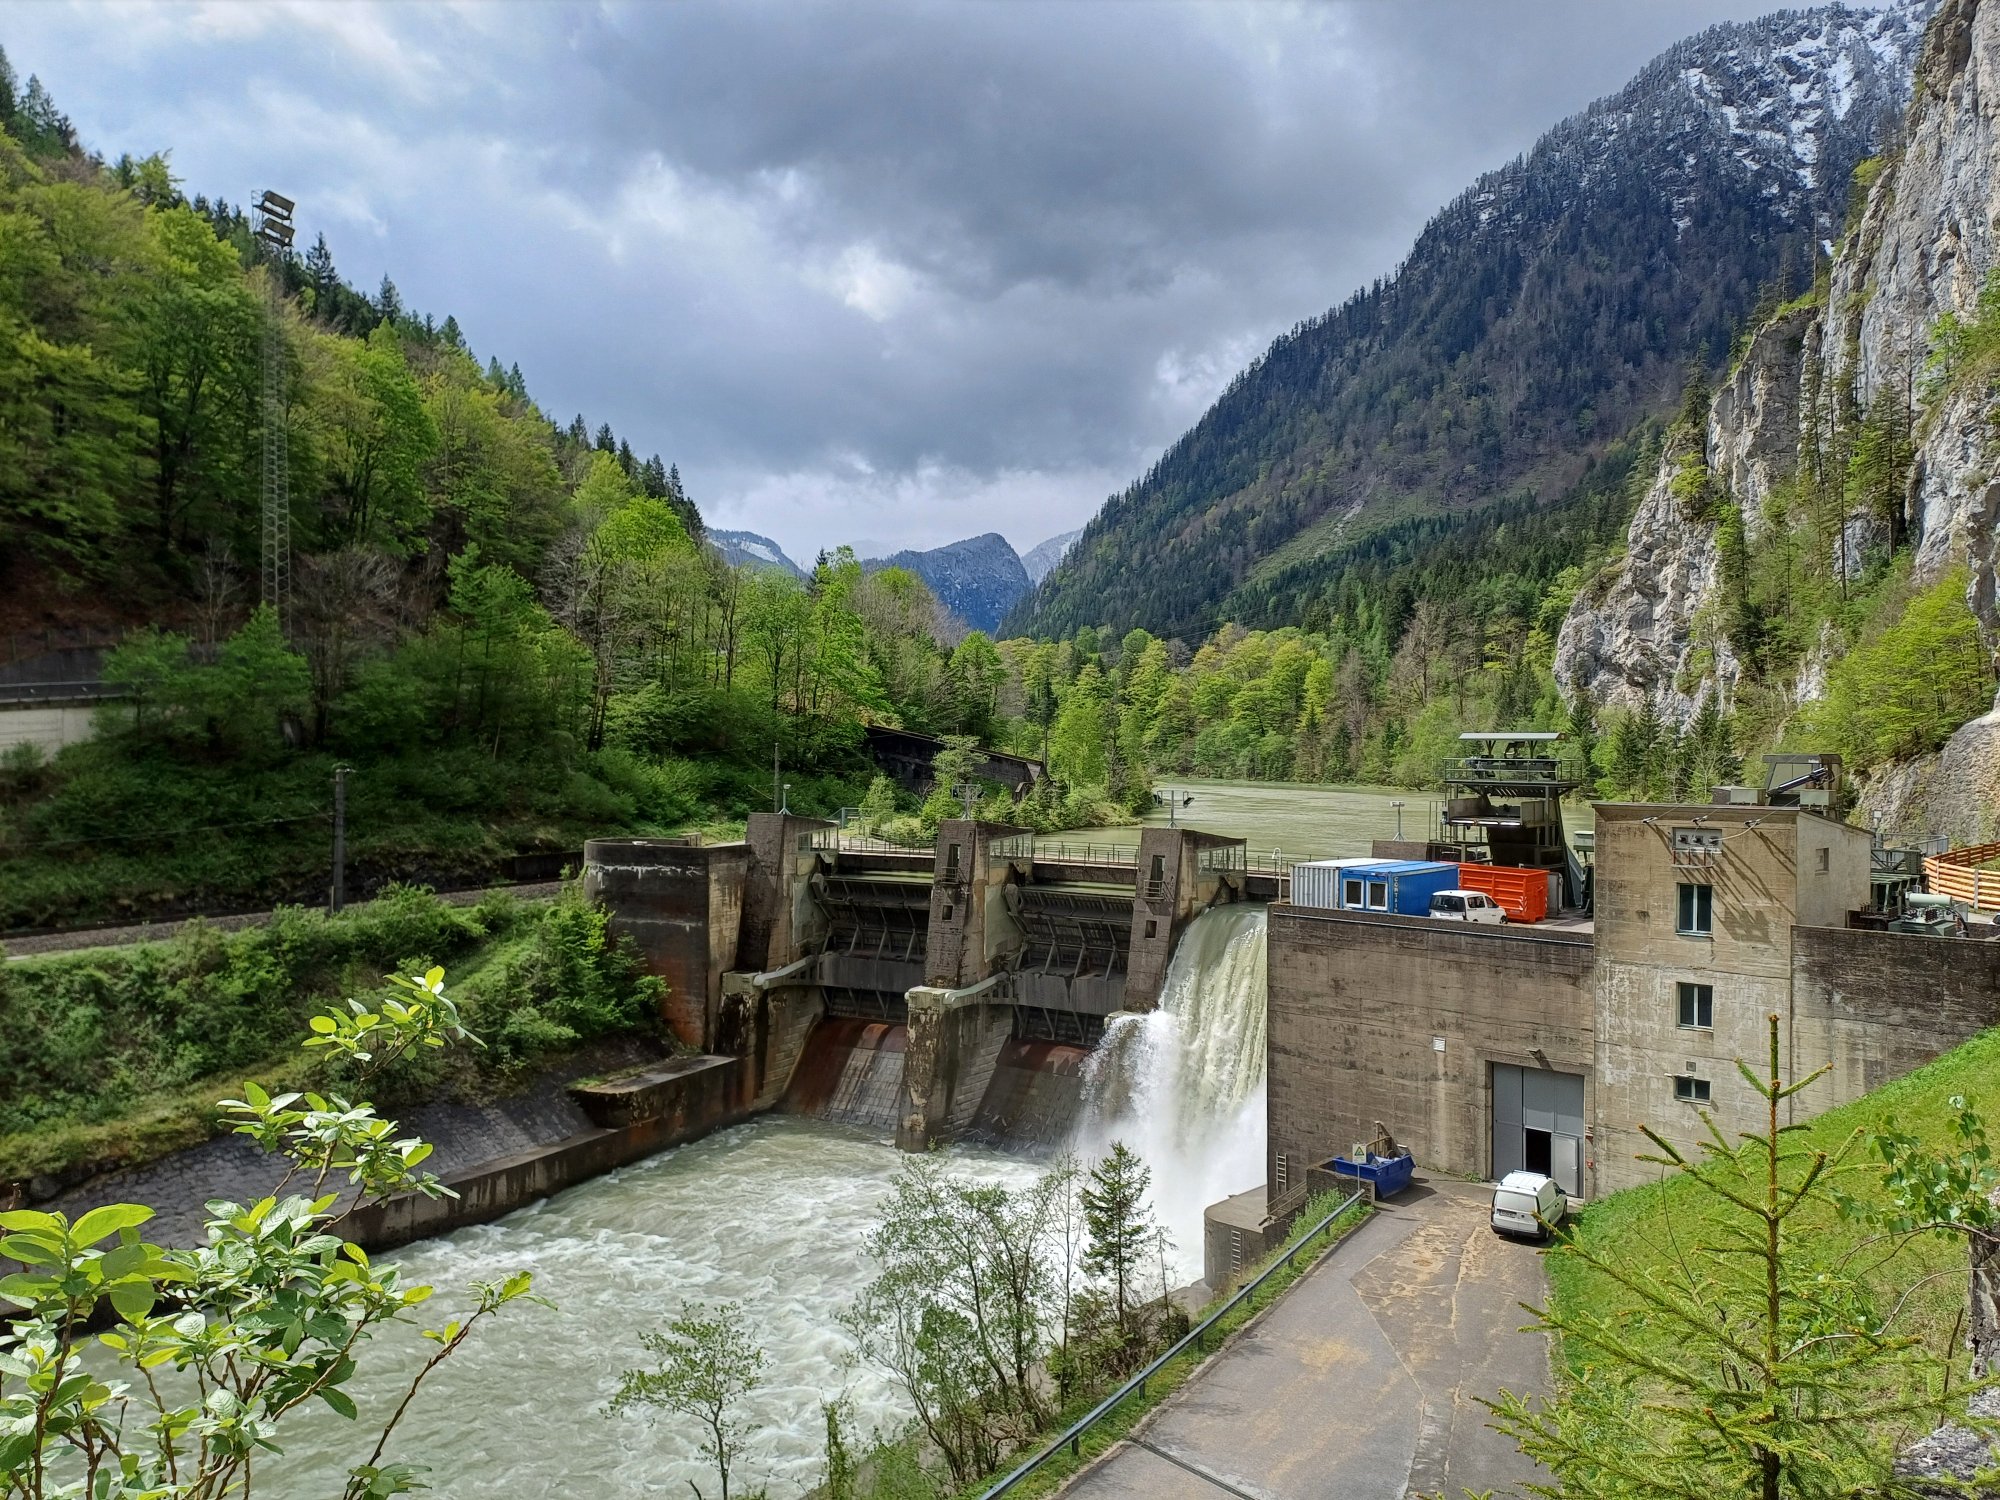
[1456,863,1549,923]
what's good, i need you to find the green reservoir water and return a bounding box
[1059,777,1444,860]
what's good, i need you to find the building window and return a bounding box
[1816,846,1830,873]
[1144,919,1157,939]
[1673,1075,1711,1103]
[1366,881,1389,911]
[1343,877,1364,906]
[945,842,961,877]
[941,904,954,921]
[1676,882,1713,935]
[1677,982,1713,1029]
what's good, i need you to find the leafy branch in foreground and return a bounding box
[1485,1013,1996,1500]
[0,967,547,1500]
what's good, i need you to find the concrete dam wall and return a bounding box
[587,814,1277,1159]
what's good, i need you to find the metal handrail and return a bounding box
[812,830,936,853]
[977,1187,1366,1499]
[1030,840,1141,866]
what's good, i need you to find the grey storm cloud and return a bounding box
[6,0,1782,560]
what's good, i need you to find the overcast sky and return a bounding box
[7,0,1792,563]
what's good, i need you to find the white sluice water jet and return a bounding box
[1078,903,1268,1285]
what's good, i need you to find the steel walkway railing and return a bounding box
[977,1187,1368,1499]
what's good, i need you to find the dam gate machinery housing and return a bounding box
[582,815,1284,1154]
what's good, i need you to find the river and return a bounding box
[267,1119,1045,1498]
[268,785,1356,1498]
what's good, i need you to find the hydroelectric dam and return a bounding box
[582,812,1284,1159]
[258,812,1279,1497]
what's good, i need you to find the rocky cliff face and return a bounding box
[1559,0,2000,837]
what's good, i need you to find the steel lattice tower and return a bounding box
[252,190,296,629]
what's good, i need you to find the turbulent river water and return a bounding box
[269,1121,1046,1498]
[271,852,1281,1496]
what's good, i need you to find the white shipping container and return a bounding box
[1290,857,1392,910]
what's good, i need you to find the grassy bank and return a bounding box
[0,882,665,1185]
[1548,1024,2000,1397]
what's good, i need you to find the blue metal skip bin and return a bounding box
[1327,1151,1416,1198]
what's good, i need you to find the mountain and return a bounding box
[707,529,805,577]
[866,533,1031,633]
[1559,0,2000,842]
[1008,2,1930,642]
[1020,528,1082,584]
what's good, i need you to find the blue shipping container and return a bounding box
[1333,860,1459,916]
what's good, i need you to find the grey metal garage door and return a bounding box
[1493,1063,1584,1196]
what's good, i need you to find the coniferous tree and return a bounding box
[1487,1017,1986,1499]
[375,274,402,325]
[0,45,19,131]
[303,233,338,310]
[1081,1142,1164,1363]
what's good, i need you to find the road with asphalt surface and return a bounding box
[1064,1176,1549,1500]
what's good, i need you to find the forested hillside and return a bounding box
[1010,3,1927,644]
[0,54,1127,929]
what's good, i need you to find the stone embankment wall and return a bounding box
[24,1037,712,1251]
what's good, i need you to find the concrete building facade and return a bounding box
[1265,800,2000,1210]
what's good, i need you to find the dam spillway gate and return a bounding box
[583,816,1282,1154]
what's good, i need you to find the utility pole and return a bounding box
[330,765,350,915]
[773,741,781,813]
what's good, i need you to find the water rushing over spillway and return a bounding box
[1079,904,1269,1281]
[270,907,1271,1497]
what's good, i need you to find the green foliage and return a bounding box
[1924,268,2000,394]
[1799,565,1992,765]
[0,884,661,1182]
[859,773,900,835]
[0,65,1050,926]
[0,969,549,1499]
[1077,1143,1172,1379]
[1488,1017,1985,1498]
[608,1300,767,1500]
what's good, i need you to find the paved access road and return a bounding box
[1065,1177,1550,1500]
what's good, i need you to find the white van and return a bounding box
[1429,890,1507,924]
[1491,1171,1565,1241]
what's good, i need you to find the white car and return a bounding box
[1491,1170,1566,1242]
[1429,890,1507,924]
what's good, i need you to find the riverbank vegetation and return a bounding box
[609,1149,1366,1500]
[0,971,549,1500]
[0,883,660,1185]
[1534,1020,2000,1492]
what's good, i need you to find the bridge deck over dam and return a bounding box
[583,815,1281,1155]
